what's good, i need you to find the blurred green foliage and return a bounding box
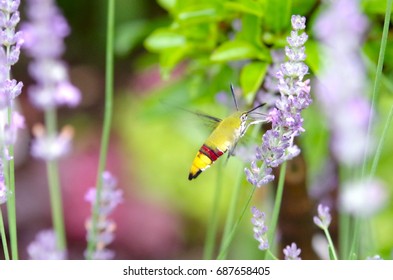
[143,0,303,98]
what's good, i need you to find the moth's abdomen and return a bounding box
[188,144,224,180]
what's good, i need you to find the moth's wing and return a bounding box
[194,111,222,130]
[160,100,222,130]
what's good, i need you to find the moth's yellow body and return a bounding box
[187,84,265,180]
[188,111,247,180]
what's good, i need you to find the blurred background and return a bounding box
[4,0,393,259]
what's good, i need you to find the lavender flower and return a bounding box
[27,229,66,259]
[313,204,332,230]
[22,0,81,110]
[0,0,24,210]
[314,0,370,166]
[0,0,24,148]
[313,204,338,260]
[0,0,23,106]
[0,76,23,109]
[245,15,311,187]
[1,110,24,147]
[22,0,81,160]
[251,206,269,250]
[85,171,123,260]
[0,163,7,204]
[30,124,73,160]
[90,248,115,260]
[0,182,6,204]
[283,242,302,260]
[85,172,123,216]
[339,179,387,217]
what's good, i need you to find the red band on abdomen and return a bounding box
[200,144,223,161]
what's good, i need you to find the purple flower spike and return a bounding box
[85,171,123,259]
[314,0,371,166]
[0,178,8,205]
[85,172,123,216]
[30,124,74,160]
[27,229,66,260]
[313,204,332,229]
[0,0,24,155]
[22,0,81,110]
[251,206,269,250]
[246,15,311,187]
[291,15,306,31]
[283,242,302,260]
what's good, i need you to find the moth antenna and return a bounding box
[246,103,266,114]
[230,83,239,111]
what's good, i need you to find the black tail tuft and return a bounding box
[188,170,202,180]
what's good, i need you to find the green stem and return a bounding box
[203,161,223,259]
[369,103,393,179]
[264,161,287,259]
[218,125,261,258]
[348,217,361,260]
[338,164,352,259]
[217,186,256,260]
[45,106,66,251]
[324,227,338,260]
[361,0,392,178]
[218,166,244,259]
[0,208,10,260]
[266,249,278,260]
[46,160,66,250]
[354,1,392,260]
[86,0,115,259]
[6,107,18,260]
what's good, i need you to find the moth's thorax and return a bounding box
[217,112,247,142]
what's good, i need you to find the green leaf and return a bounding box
[264,0,291,32]
[362,0,391,14]
[238,13,262,47]
[210,40,268,62]
[292,0,318,16]
[181,22,217,44]
[116,20,148,56]
[157,0,177,12]
[159,46,190,79]
[177,7,219,24]
[240,61,268,100]
[144,29,186,52]
[224,0,264,17]
[116,18,170,56]
[174,1,224,25]
[305,39,320,75]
